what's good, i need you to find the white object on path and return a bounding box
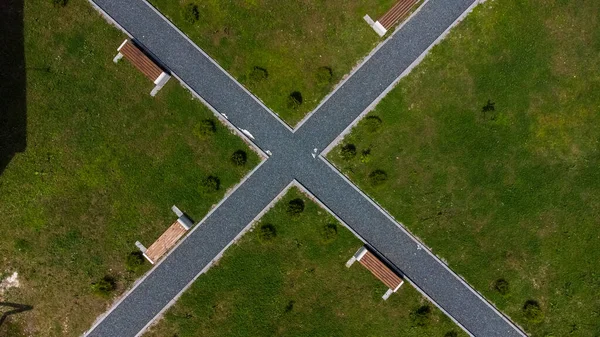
[240,129,255,140]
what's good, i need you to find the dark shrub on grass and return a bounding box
[51,0,68,7]
[287,91,303,109]
[340,144,357,160]
[201,175,220,192]
[494,278,510,295]
[287,198,305,216]
[364,115,382,132]
[322,223,338,242]
[92,275,116,298]
[249,66,268,82]
[315,66,333,86]
[196,119,217,136]
[523,300,544,323]
[284,300,295,313]
[231,150,248,166]
[183,3,200,23]
[126,251,145,272]
[369,169,388,186]
[444,331,458,337]
[410,305,432,327]
[258,223,277,242]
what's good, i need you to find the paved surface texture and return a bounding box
[85,0,527,336]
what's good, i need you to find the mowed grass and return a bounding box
[329,0,600,336]
[0,0,258,335]
[148,0,398,125]
[145,188,465,337]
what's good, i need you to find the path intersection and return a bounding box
[85,0,527,336]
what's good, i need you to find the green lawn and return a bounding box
[0,0,258,335]
[329,0,600,336]
[148,0,398,126]
[145,187,464,337]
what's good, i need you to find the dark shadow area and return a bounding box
[0,0,26,177]
[0,302,33,327]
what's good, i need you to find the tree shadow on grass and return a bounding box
[0,302,33,327]
[0,0,26,177]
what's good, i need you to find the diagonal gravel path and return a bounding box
[84,0,528,336]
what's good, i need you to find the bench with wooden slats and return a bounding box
[346,246,404,300]
[364,0,420,37]
[135,206,194,265]
[378,0,420,30]
[113,39,171,96]
[143,221,188,264]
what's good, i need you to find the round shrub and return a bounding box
[51,0,68,7]
[340,144,356,160]
[258,223,277,242]
[231,150,248,166]
[201,175,220,192]
[360,148,371,163]
[315,66,333,86]
[321,223,338,242]
[523,300,544,323]
[287,198,305,216]
[364,115,382,132]
[196,119,216,136]
[410,305,432,327]
[444,331,458,337]
[183,3,200,24]
[126,251,145,272]
[494,278,510,295]
[249,66,268,82]
[287,91,303,109]
[92,275,116,298]
[369,169,388,186]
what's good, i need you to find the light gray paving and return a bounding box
[85,0,527,336]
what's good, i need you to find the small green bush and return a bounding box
[360,148,371,163]
[444,331,458,337]
[364,115,382,132]
[231,150,248,166]
[523,300,544,323]
[51,0,68,6]
[201,175,220,192]
[287,198,305,216]
[410,305,432,327]
[287,91,303,109]
[321,223,338,243]
[494,278,510,295]
[249,66,268,82]
[91,275,116,298]
[183,3,200,24]
[126,251,145,272]
[196,119,217,137]
[284,300,295,313]
[369,169,388,186]
[258,223,277,242]
[340,144,356,160]
[315,66,333,86]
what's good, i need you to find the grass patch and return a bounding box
[329,0,600,335]
[145,188,465,337]
[0,0,258,335]
[148,0,399,125]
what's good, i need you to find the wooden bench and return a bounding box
[135,206,194,264]
[113,39,170,96]
[363,0,420,37]
[346,246,404,300]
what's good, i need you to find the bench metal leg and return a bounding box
[345,256,357,268]
[113,52,123,63]
[382,288,394,300]
[135,241,147,253]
